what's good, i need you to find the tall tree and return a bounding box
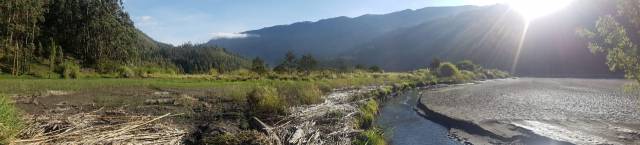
[297,53,317,73]
[274,50,297,73]
[580,0,640,83]
[251,57,268,75]
[0,0,46,75]
[41,0,139,70]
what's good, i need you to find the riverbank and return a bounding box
[416,78,640,145]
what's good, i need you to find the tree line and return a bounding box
[0,0,252,77]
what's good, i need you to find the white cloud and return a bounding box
[209,32,257,39]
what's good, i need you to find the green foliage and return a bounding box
[297,54,318,73]
[251,57,268,75]
[274,51,298,74]
[246,86,287,117]
[117,66,136,78]
[28,64,58,78]
[0,0,46,76]
[481,69,510,79]
[0,0,202,77]
[0,95,22,144]
[277,83,323,105]
[579,0,640,83]
[437,62,460,77]
[353,128,386,145]
[57,61,81,79]
[368,65,383,73]
[456,60,480,72]
[357,99,379,129]
[159,44,250,74]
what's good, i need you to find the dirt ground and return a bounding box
[9,84,386,145]
[10,86,254,145]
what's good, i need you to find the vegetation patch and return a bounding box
[353,128,386,145]
[0,95,22,144]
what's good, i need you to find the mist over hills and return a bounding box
[208,0,619,76]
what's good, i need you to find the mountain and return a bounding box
[351,5,525,71]
[352,0,617,76]
[208,0,620,76]
[207,6,476,64]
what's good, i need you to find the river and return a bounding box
[375,90,463,145]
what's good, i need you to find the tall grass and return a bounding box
[0,95,22,144]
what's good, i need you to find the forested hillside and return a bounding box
[208,6,476,64]
[0,0,248,77]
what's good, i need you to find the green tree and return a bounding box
[579,0,640,83]
[368,65,383,73]
[274,50,297,73]
[0,0,46,75]
[297,53,317,73]
[251,57,268,75]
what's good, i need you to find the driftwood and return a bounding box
[251,117,283,145]
[268,87,380,145]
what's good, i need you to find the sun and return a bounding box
[507,0,574,21]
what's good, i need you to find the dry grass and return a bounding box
[14,109,185,145]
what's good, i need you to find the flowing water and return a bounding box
[375,90,462,145]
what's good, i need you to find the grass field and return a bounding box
[0,72,433,112]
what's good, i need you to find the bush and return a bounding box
[278,83,323,105]
[358,99,379,129]
[437,62,460,77]
[456,60,480,71]
[28,64,58,78]
[57,61,81,79]
[246,86,286,117]
[0,95,22,144]
[353,128,386,145]
[117,66,136,78]
[209,68,219,76]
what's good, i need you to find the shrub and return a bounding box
[28,64,58,78]
[437,62,460,77]
[0,95,22,144]
[57,61,81,79]
[456,60,480,71]
[117,66,136,78]
[353,128,386,145]
[209,68,219,76]
[278,83,323,105]
[246,86,286,117]
[358,99,379,129]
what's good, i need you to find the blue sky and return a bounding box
[123,0,503,45]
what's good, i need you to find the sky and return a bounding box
[123,0,505,45]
